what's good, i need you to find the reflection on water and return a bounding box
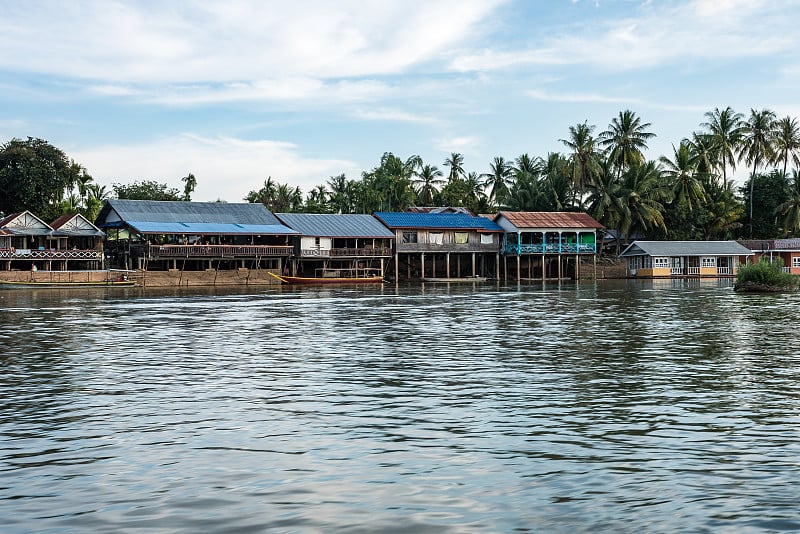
[1,280,800,533]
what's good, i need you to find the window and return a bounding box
[793,256,800,268]
[701,257,716,268]
[653,257,669,268]
[455,232,469,244]
[402,231,417,244]
[429,232,444,245]
[480,234,494,245]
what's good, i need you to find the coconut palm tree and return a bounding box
[685,132,719,180]
[740,108,777,237]
[617,160,669,245]
[414,164,444,205]
[771,115,800,179]
[585,158,622,232]
[776,170,800,236]
[598,110,656,180]
[660,141,706,212]
[443,152,466,183]
[701,106,745,187]
[560,121,599,201]
[327,173,350,214]
[481,156,513,207]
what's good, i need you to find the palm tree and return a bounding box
[540,152,574,211]
[481,156,513,207]
[617,160,669,246]
[660,141,706,212]
[443,152,466,183]
[327,173,350,214]
[701,106,745,187]
[686,132,719,180]
[560,121,599,201]
[585,158,623,234]
[740,108,777,237]
[598,110,656,180]
[414,164,444,205]
[776,170,800,236]
[772,116,800,179]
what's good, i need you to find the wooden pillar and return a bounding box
[542,255,546,281]
[575,254,579,280]
[516,255,521,281]
[446,253,451,279]
[558,255,562,280]
[421,253,426,280]
[471,253,476,277]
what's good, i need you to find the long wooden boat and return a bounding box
[421,276,488,283]
[0,279,137,289]
[268,271,383,285]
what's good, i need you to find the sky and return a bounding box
[2,0,800,203]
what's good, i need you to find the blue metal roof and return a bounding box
[373,212,503,232]
[127,222,297,235]
[276,213,394,238]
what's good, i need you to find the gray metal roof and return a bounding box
[619,240,754,257]
[100,199,284,225]
[276,213,394,238]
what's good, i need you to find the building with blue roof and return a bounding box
[373,211,503,280]
[275,213,394,278]
[96,199,297,271]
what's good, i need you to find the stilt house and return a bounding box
[95,200,297,271]
[493,211,603,280]
[275,213,394,278]
[373,211,503,280]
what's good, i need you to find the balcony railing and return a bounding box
[0,248,103,260]
[300,247,392,258]
[146,244,293,258]
[396,242,500,253]
[503,243,597,255]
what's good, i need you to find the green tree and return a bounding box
[700,106,745,187]
[598,110,656,180]
[326,174,350,214]
[740,108,777,237]
[660,141,705,212]
[181,173,197,201]
[560,121,599,202]
[617,160,669,245]
[304,185,330,213]
[771,116,800,179]
[481,156,513,207]
[114,180,183,201]
[443,152,466,183]
[739,169,788,239]
[776,170,800,236]
[0,137,73,220]
[585,157,623,237]
[414,164,444,205]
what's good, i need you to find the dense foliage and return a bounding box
[735,257,798,290]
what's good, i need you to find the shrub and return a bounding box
[735,257,798,290]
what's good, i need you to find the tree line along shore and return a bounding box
[2,107,799,250]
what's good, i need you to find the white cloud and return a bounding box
[526,89,637,105]
[0,0,505,83]
[435,136,482,153]
[351,108,439,124]
[72,134,359,202]
[450,0,796,73]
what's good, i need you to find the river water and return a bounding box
[1,280,799,533]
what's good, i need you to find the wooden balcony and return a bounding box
[396,243,500,253]
[299,247,393,258]
[145,244,293,258]
[503,243,597,255]
[0,248,103,260]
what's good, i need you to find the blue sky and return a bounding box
[2,0,799,203]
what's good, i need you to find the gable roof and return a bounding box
[51,213,105,237]
[96,199,297,235]
[496,211,604,230]
[275,213,394,238]
[619,240,754,257]
[373,212,503,232]
[0,211,54,235]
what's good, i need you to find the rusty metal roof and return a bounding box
[496,211,604,229]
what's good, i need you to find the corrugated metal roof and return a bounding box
[620,240,754,257]
[100,199,284,225]
[275,213,394,238]
[497,211,604,229]
[373,212,503,232]
[97,199,296,235]
[739,239,800,251]
[127,222,297,235]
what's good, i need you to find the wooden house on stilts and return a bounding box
[373,212,504,281]
[275,213,394,278]
[493,211,603,281]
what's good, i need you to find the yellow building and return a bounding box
[619,240,754,278]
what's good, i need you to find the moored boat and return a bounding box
[268,271,384,285]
